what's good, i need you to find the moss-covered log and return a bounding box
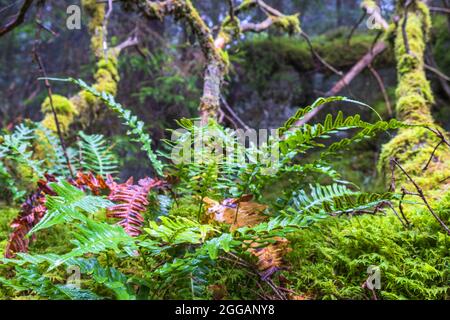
[379,1,450,195]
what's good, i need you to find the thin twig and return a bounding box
[390,158,450,235]
[35,19,58,37]
[347,10,367,45]
[220,95,250,130]
[384,200,410,228]
[370,30,383,54]
[368,64,392,116]
[300,31,343,76]
[227,0,235,22]
[424,63,450,82]
[422,140,443,171]
[429,6,450,14]
[398,188,412,227]
[33,7,74,178]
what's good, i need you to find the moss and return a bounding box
[97,58,119,81]
[82,0,105,34]
[285,200,450,299]
[0,206,19,257]
[272,14,301,35]
[41,94,77,116]
[41,113,74,133]
[379,1,450,194]
[236,32,394,93]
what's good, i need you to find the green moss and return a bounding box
[97,58,119,82]
[0,206,19,257]
[82,0,105,33]
[236,31,394,93]
[379,1,450,194]
[41,94,77,116]
[272,14,301,35]
[41,113,74,133]
[239,31,393,73]
[285,196,450,299]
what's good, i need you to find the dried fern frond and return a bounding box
[248,237,291,280]
[5,174,57,258]
[73,171,109,195]
[203,195,268,230]
[106,175,165,236]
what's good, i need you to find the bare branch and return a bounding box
[220,95,250,130]
[114,31,139,53]
[429,6,450,14]
[347,10,367,44]
[402,0,413,55]
[0,0,34,37]
[292,41,387,127]
[32,6,74,178]
[368,63,393,116]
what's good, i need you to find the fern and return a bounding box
[280,111,410,160]
[78,131,118,176]
[54,78,164,176]
[145,216,218,245]
[74,258,134,299]
[0,264,99,300]
[38,124,77,177]
[50,220,137,269]
[0,123,43,177]
[277,96,371,135]
[107,176,164,236]
[29,181,113,235]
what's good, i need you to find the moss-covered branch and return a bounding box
[133,0,301,123]
[40,0,132,133]
[379,0,450,195]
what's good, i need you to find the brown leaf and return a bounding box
[248,237,291,278]
[203,196,268,230]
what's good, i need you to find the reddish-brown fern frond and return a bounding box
[72,171,109,195]
[5,174,57,258]
[106,176,165,236]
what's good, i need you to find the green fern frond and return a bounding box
[78,131,118,176]
[50,220,137,270]
[0,123,44,177]
[278,96,369,135]
[30,181,113,234]
[38,124,77,176]
[67,78,164,176]
[145,216,218,245]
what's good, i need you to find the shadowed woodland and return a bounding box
[0,0,449,300]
